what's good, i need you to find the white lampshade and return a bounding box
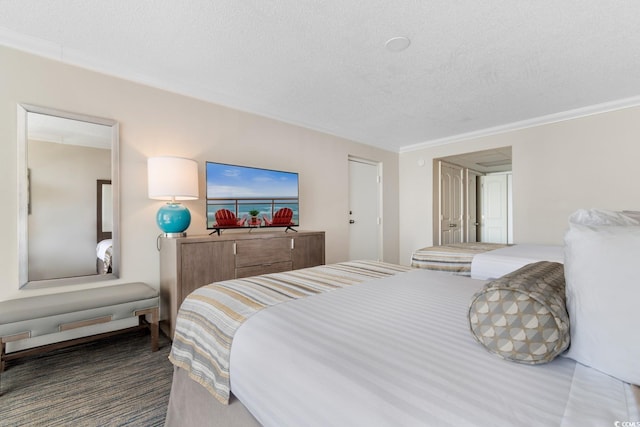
[148,156,199,201]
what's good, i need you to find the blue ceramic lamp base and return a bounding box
[156,203,191,237]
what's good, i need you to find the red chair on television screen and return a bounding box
[263,208,296,231]
[211,209,246,234]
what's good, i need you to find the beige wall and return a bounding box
[399,106,640,264]
[0,46,399,301]
[28,140,111,280]
[4,43,639,303]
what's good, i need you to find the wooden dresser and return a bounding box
[159,231,325,338]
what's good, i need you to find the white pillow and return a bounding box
[563,222,640,385]
[568,208,639,226]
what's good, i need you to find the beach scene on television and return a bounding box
[206,162,299,230]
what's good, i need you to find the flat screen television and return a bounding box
[206,161,299,233]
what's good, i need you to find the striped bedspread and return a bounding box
[230,269,640,426]
[168,260,412,404]
[411,242,508,276]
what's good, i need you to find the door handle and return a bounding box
[349,220,355,224]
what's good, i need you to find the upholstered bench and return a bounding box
[0,282,159,391]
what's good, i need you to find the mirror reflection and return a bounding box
[18,105,119,287]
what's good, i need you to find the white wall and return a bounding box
[399,106,640,264]
[0,45,400,301]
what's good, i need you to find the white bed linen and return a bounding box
[230,269,636,427]
[470,244,564,280]
[96,238,112,261]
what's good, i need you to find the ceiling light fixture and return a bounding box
[385,37,411,52]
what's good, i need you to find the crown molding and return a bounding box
[1,27,358,147]
[399,96,640,153]
[0,26,63,60]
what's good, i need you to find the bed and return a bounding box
[96,238,112,274]
[470,243,564,280]
[96,179,113,274]
[165,260,640,427]
[411,242,564,280]
[410,242,509,276]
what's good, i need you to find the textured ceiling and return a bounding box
[2,1,640,152]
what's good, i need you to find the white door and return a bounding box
[480,174,509,243]
[507,173,513,244]
[348,158,381,261]
[466,170,479,242]
[440,162,464,244]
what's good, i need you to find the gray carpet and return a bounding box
[0,330,173,426]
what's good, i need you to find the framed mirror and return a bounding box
[18,104,120,288]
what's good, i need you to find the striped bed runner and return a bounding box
[168,260,413,404]
[410,242,508,276]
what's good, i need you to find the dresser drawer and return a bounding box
[236,261,293,278]
[235,238,292,268]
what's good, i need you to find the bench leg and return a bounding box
[136,307,159,352]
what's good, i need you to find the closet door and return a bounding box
[440,162,464,244]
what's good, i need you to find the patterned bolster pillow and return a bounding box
[468,261,570,364]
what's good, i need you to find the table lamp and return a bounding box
[147,156,199,237]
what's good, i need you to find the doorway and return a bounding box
[434,147,512,245]
[348,157,382,261]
